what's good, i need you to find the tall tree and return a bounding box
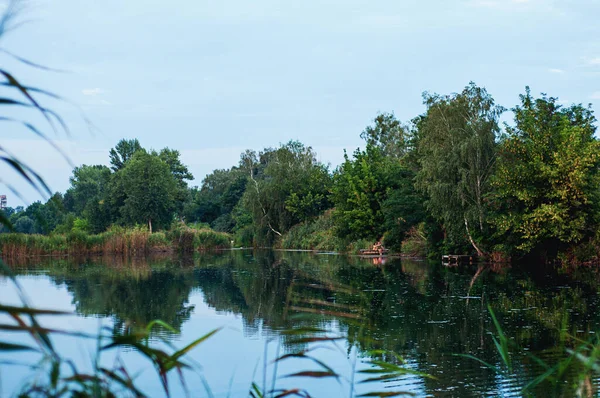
[415,82,503,255]
[184,167,247,231]
[156,148,193,184]
[109,139,143,172]
[241,141,332,246]
[332,145,387,242]
[490,89,600,256]
[154,148,193,218]
[64,165,112,215]
[115,151,178,232]
[331,144,422,246]
[360,112,410,159]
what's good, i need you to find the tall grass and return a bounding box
[0,225,231,258]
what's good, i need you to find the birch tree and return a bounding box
[415,82,503,256]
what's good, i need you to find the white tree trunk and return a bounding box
[464,216,484,257]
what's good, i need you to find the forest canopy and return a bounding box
[2,83,598,264]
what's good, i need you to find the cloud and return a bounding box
[548,68,565,74]
[82,88,104,96]
[588,57,600,66]
[590,92,600,100]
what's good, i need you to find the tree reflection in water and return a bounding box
[6,251,600,396]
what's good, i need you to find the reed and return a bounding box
[0,226,231,258]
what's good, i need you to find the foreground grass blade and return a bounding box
[357,392,415,397]
[0,341,38,352]
[170,327,221,362]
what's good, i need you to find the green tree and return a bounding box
[109,138,143,172]
[62,165,113,233]
[4,195,67,234]
[415,83,503,255]
[331,144,421,246]
[13,215,34,234]
[156,148,193,183]
[115,151,178,232]
[154,148,193,218]
[241,141,332,246]
[184,167,247,231]
[381,167,425,250]
[64,165,112,215]
[360,112,410,159]
[490,89,600,256]
[332,145,387,242]
[35,193,67,233]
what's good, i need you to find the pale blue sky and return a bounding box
[1,0,599,206]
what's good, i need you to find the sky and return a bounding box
[1,0,599,206]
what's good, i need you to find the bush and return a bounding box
[233,225,254,247]
[280,211,345,252]
[401,223,428,257]
[346,239,372,254]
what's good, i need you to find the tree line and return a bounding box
[2,83,598,262]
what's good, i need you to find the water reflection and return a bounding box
[6,251,600,396]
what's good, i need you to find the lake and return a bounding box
[1,250,600,397]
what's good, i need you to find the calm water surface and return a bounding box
[2,250,600,397]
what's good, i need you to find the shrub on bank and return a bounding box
[346,239,372,254]
[400,223,428,257]
[280,211,345,252]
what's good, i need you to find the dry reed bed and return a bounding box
[0,227,231,258]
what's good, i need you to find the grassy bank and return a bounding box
[0,225,231,257]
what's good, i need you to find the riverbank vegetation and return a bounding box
[2,83,599,264]
[0,224,231,257]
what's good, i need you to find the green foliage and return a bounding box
[166,222,230,253]
[13,214,34,233]
[72,217,90,233]
[109,138,143,171]
[280,210,345,251]
[381,167,425,251]
[331,146,388,242]
[241,141,333,246]
[4,67,600,263]
[184,167,248,231]
[154,147,193,217]
[332,143,422,248]
[360,112,410,159]
[346,238,373,254]
[0,226,231,257]
[147,230,170,250]
[400,223,428,257]
[490,89,600,256]
[64,165,112,215]
[114,151,178,232]
[415,82,503,255]
[0,194,67,235]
